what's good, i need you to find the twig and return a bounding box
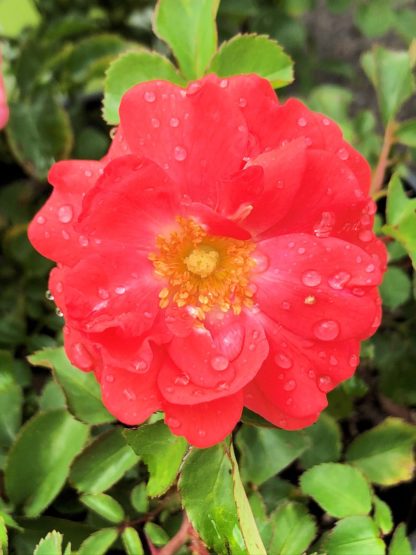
[154,513,191,555]
[371,120,396,195]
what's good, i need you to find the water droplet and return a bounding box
[219,79,228,88]
[78,235,89,247]
[45,289,54,301]
[61,230,70,240]
[248,343,256,352]
[286,397,293,406]
[71,343,93,370]
[337,147,349,161]
[359,230,373,243]
[275,352,293,369]
[328,271,351,290]
[318,375,333,392]
[165,386,174,393]
[211,355,229,372]
[37,215,46,224]
[297,117,307,127]
[253,251,269,272]
[143,311,153,319]
[198,429,207,438]
[352,287,365,297]
[98,288,109,299]
[329,355,338,366]
[167,417,181,429]
[144,91,156,103]
[151,117,160,128]
[169,117,180,128]
[56,282,63,293]
[187,82,201,95]
[105,374,114,383]
[313,211,335,238]
[281,301,291,310]
[216,381,230,391]
[239,97,247,108]
[134,359,148,372]
[302,270,322,287]
[349,354,359,367]
[298,247,306,254]
[84,169,93,177]
[174,145,187,161]
[58,205,73,224]
[308,369,316,379]
[174,374,190,386]
[322,118,331,126]
[115,286,126,295]
[365,264,375,273]
[313,320,340,341]
[283,379,296,392]
[123,388,136,401]
[56,308,64,317]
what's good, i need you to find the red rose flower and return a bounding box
[29,75,386,447]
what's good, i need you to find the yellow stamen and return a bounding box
[149,217,256,318]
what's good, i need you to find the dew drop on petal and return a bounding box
[318,375,333,392]
[123,388,136,401]
[352,287,365,297]
[302,270,322,287]
[167,417,181,429]
[62,230,70,240]
[297,117,307,127]
[252,251,269,272]
[56,281,63,293]
[219,79,228,88]
[174,374,190,386]
[313,320,340,341]
[313,211,335,238]
[98,288,109,299]
[115,286,126,295]
[84,169,93,178]
[329,355,338,366]
[210,355,229,372]
[144,91,156,103]
[359,230,373,243]
[56,308,64,317]
[37,215,46,224]
[58,204,73,224]
[105,374,115,383]
[151,117,160,128]
[174,145,187,161]
[275,352,293,369]
[45,289,54,301]
[71,343,93,370]
[365,264,375,273]
[169,117,180,128]
[328,271,351,290]
[134,359,148,372]
[283,379,296,392]
[78,235,89,247]
[349,354,359,367]
[198,429,207,438]
[322,118,331,126]
[216,381,230,391]
[337,147,349,161]
[239,97,247,108]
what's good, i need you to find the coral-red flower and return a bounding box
[29,75,386,447]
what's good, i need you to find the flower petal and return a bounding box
[254,233,382,341]
[163,391,243,448]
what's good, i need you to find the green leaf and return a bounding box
[5,410,89,517]
[236,425,309,485]
[345,417,416,485]
[300,463,372,518]
[248,492,273,548]
[396,118,416,147]
[122,527,144,555]
[130,484,149,514]
[29,348,114,425]
[209,34,293,88]
[179,441,263,555]
[324,516,386,555]
[300,413,342,469]
[0,517,7,555]
[230,444,267,555]
[70,429,139,494]
[389,523,412,555]
[81,494,125,524]
[103,50,184,124]
[77,528,118,555]
[269,502,317,555]
[0,0,40,37]
[379,267,411,309]
[154,0,220,79]
[39,380,66,412]
[124,421,187,497]
[361,46,415,124]
[373,496,393,535]
[143,523,169,546]
[382,174,416,268]
[355,0,395,38]
[0,357,23,447]
[6,93,73,181]
[34,531,63,555]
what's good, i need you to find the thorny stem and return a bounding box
[371,120,396,195]
[148,512,210,555]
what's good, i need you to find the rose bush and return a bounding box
[29,74,386,447]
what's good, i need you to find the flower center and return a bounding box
[149,217,256,318]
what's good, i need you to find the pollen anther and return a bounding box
[149,217,256,317]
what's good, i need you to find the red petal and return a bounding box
[119,79,247,204]
[163,391,243,448]
[244,380,319,430]
[159,312,268,404]
[254,234,382,341]
[100,353,163,425]
[28,160,103,266]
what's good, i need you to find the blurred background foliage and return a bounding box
[0,0,415,554]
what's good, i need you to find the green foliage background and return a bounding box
[0,0,415,554]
